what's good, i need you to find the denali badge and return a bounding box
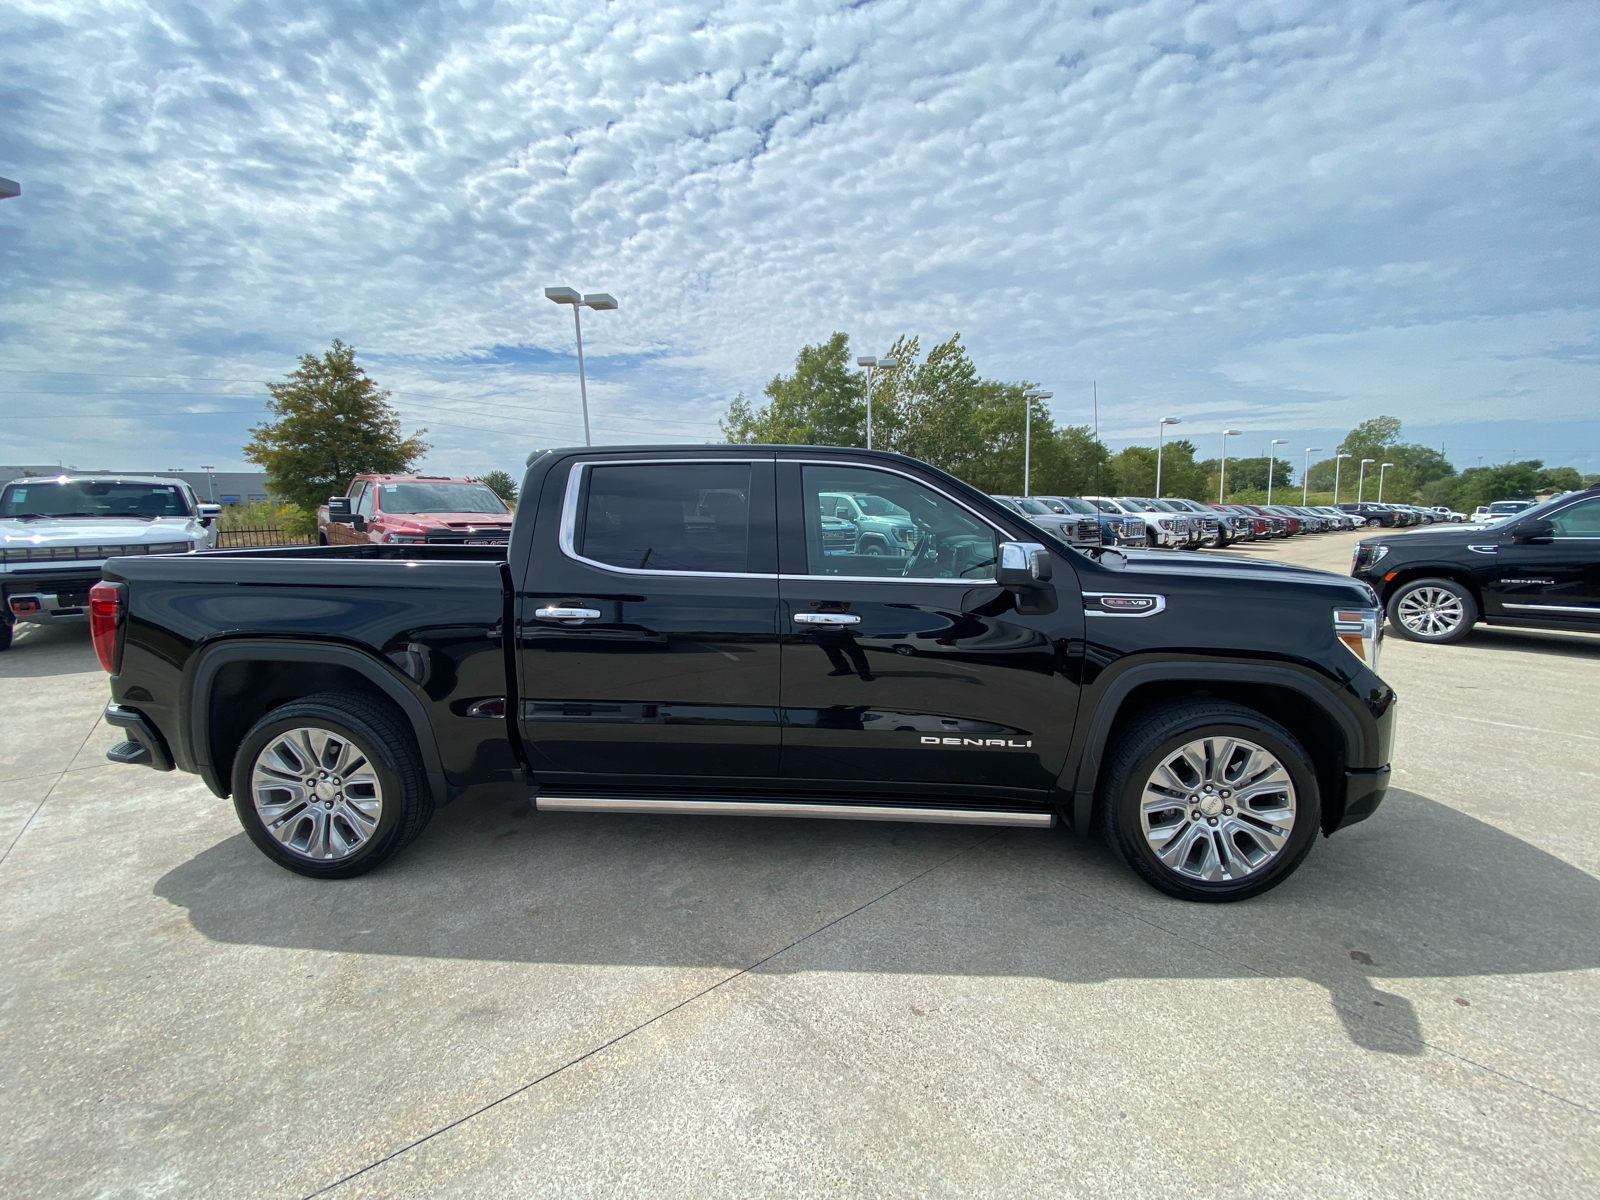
[921,736,1034,748]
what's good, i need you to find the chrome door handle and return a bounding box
[793,612,861,625]
[535,606,602,620]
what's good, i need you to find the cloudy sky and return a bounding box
[2,0,1597,479]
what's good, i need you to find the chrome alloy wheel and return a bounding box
[1396,586,1466,638]
[250,726,384,862]
[1139,736,1297,883]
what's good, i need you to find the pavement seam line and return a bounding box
[0,718,103,871]
[1001,839,1600,1119]
[303,829,1000,1198]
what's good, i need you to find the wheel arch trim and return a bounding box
[1378,564,1484,608]
[184,639,450,805]
[1065,661,1369,836]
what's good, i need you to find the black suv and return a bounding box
[1352,486,1600,642]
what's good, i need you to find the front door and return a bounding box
[1488,495,1600,627]
[776,460,1082,801]
[517,455,781,784]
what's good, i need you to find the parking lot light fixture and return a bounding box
[1022,389,1052,496]
[1267,439,1288,505]
[1219,429,1243,502]
[1155,416,1181,497]
[857,354,898,449]
[1333,452,1352,504]
[1378,462,1395,502]
[0,177,18,201]
[545,286,619,447]
[1303,447,1322,505]
[1358,458,1376,503]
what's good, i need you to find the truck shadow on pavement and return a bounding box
[0,623,101,679]
[156,787,1599,1057]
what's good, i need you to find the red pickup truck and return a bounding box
[317,475,514,546]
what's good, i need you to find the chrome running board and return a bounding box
[535,794,1053,828]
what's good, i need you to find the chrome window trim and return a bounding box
[789,458,1005,585]
[1083,591,1167,618]
[557,457,778,580]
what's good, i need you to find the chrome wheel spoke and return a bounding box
[1139,733,1297,884]
[251,725,384,863]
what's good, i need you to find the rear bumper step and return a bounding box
[535,794,1054,828]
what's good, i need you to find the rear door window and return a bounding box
[577,462,752,574]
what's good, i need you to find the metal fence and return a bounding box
[216,526,313,548]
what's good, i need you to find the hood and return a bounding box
[394,511,516,525]
[0,516,205,547]
[1095,547,1375,598]
[1358,523,1498,548]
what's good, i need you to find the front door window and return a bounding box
[799,465,998,580]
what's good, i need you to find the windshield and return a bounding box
[376,482,508,515]
[1487,500,1532,514]
[1119,498,1161,512]
[0,479,192,520]
[1047,497,1099,515]
[1012,497,1054,515]
[1091,499,1123,513]
[846,493,910,518]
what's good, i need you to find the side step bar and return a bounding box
[535,794,1054,828]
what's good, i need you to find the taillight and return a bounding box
[89,582,126,674]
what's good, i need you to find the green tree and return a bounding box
[720,333,865,446]
[244,340,429,538]
[1202,455,1292,497]
[478,469,518,508]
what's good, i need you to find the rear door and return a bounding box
[776,459,1082,802]
[516,454,781,783]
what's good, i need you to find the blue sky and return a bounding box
[2,0,1597,480]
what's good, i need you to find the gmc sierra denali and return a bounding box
[95,445,1396,902]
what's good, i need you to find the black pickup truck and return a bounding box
[94,446,1396,902]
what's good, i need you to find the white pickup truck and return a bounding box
[0,475,220,650]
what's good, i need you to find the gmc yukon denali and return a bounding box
[94,446,1396,902]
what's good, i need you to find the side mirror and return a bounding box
[327,496,353,523]
[1515,519,1555,544]
[997,541,1052,590]
[196,502,221,526]
[351,515,368,533]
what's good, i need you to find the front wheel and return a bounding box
[230,692,434,879]
[0,620,12,651]
[1387,577,1477,644]
[1100,701,1321,902]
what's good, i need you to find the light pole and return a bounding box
[1303,447,1322,505]
[856,355,900,449]
[1155,416,1181,497]
[1022,388,1052,496]
[199,465,216,502]
[1378,462,1394,502]
[1333,452,1352,504]
[545,286,618,447]
[1267,439,1288,505]
[1218,429,1243,502]
[1357,458,1375,503]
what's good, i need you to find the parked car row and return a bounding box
[999,494,1373,551]
[1336,502,1463,528]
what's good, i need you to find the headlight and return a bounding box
[1158,519,1175,530]
[1334,608,1382,671]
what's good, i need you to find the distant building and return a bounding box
[0,466,274,507]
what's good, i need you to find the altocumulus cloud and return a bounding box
[1,0,1597,474]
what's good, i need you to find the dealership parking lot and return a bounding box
[2,528,1597,1198]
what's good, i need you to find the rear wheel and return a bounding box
[230,692,433,879]
[1387,577,1476,644]
[0,620,11,651]
[1100,701,1320,902]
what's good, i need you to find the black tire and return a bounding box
[230,691,433,879]
[317,531,329,546]
[1386,577,1477,644]
[860,539,887,556]
[0,621,12,651]
[1099,700,1321,902]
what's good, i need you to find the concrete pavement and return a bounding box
[1,538,1597,1198]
